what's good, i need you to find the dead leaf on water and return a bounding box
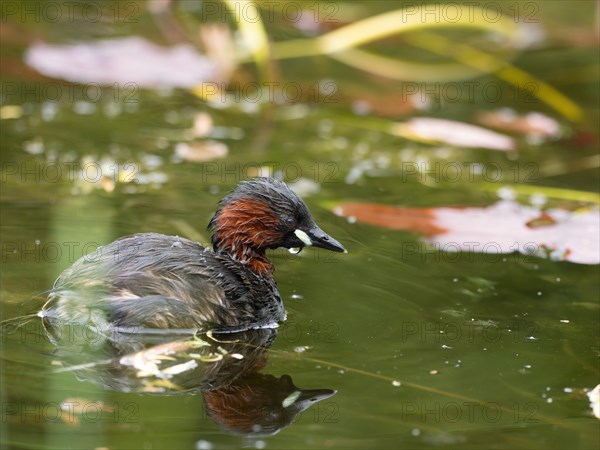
[475,109,562,142]
[334,200,599,264]
[25,37,217,88]
[174,141,228,163]
[394,118,516,151]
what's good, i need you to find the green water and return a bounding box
[1,1,599,449]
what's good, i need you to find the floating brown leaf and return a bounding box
[475,109,561,141]
[334,200,599,264]
[394,118,516,151]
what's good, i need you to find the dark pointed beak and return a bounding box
[306,225,347,253]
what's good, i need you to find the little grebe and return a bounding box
[41,178,346,332]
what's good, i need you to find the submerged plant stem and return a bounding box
[270,5,516,60]
[405,32,583,122]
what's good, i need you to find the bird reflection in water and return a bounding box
[41,319,336,437]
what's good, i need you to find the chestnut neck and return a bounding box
[211,198,281,278]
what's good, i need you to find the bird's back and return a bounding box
[43,233,285,332]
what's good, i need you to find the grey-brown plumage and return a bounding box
[43,233,284,332]
[42,178,346,332]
